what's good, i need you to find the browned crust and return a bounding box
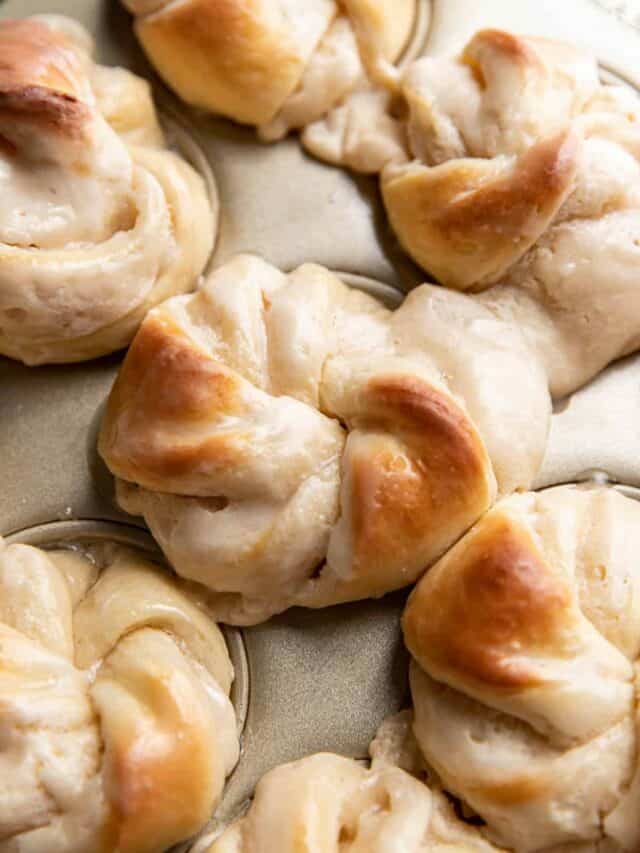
[98,312,246,491]
[134,0,319,123]
[383,129,580,290]
[469,774,549,806]
[464,28,544,73]
[403,511,571,689]
[349,374,494,570]
[0,19,90,138]
[435,131,578,241]
[112,716,215,853]
[145,0,258,59]
[96,632,220,853]
[0,86,89,140]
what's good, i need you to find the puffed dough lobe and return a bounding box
[0,538,238,853]
[304,29,640,399]
[0,15,214,365]
[404,485,640,852]
[99,253,550,624]
[122,0,415,139]
[205,752,503,852]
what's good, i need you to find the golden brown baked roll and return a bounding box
[0,16,214,365]
[98,253,551,624]
[205,752,502,852]
[0,537,238,853]
[403,485,640,852]
[121,0,415,139]
[305,31,640,397]
[383,31,640,283]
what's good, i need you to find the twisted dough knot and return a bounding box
[305,30,640,397]
[99,253,549,624]
[206,752,501,852]
[0,15,214,365]
[403,485,640,852]
[0,538,238,853]
[121,0,415,140]
[383,30,640,286]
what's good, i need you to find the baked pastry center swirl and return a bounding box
[0,15,214,365]
[99,254,550,624]
[303,30,640,399]
[0,537,238,853]
[404,485,640,852]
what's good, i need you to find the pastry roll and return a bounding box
[0,16,214,365]
[305,31,640,397]
[383,31,640,289]
[403,485,640,852]
[121,0,415,139]
[0,537,238,853]
[99,254,550,623]
[205,752,502,852]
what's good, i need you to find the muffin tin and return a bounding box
[3,0,640,850]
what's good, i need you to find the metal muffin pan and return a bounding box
[3,0,640,849]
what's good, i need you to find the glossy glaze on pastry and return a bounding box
[0,538,238,852]
[0,15,214,365]
[206,752,502,852]
[121,0,415,140]
[404,485,640,852]
[98,253,550,623]
[305,31,640,399]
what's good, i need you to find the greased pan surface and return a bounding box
[3,0,640,849]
